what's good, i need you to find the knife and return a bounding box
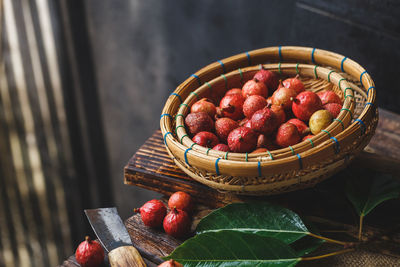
[85,207,147,267]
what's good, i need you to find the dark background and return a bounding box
[1,0,399,266]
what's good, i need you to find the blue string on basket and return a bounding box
[258,161,262,177]
[184,148,192,165]
[330,137,340,154]
[355,119,366,135]
[215,158,221,175]
[360,71,368,87]
[341,57,347,72]
[311,48,316,64]
[279,46,283,61]
[170,92,182,103]
[160,113,172,120]
[218,60,226,74]
[191,74,201,86]
[245,51,251,66]
[367,86,375,97]
[297,154,303,169]
[163,132,173,147]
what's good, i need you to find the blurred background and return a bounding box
[0,0,399,266]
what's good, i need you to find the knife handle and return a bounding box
[108,246,147,267]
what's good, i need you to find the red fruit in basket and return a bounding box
[275,123,301,147]
[271,86,298,110]
[225,88,242,96]
[287,118,310,136]
[243,95,267,118]
[168,191,193,213]
[270,104,286,125]
[190,98,216,118]
[242,79,268,98]
[192,131,219,148]
[292,91,323,121]
[158,259,184,267]
[185,112,214,136]
[251,147,268,153]
[134,199,167,228]
[266,96,273,106]
[254,68,279,93]
[75,236,104,267]
[317,91,342,105]
[244,120,252,128]
[250,107,278,135]
[324,103,342,118]
[227,126,257,153]
[238,117,249,127]
[163,208,191,238]
[282,76,305,94]
[219,94,245,120]
[213,143,230,152]
[302,134,315,142]
[215,118,239,143]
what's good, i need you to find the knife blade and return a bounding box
[85,207,146,267]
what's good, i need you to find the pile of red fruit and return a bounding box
[184,68,343,153]
[134,191,194,239]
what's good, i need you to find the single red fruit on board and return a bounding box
[292,91,323,121]
[134,199,167,228]
[253,69,279,93]
[192,131,219,148]
[219,94,245,120]
[168,191,194,214]
[282,76,305,94]
[302,134,315,142]
[317,91,342,105]
[287,118,310,136]
[190,98,216,118]
[215,118,239,143]
[213,143,230,152]
[158,259,184,267]
[163,208,191,238]
[225,88,242,96]
[243,95,267,118]
[271,86,298,110]
[227,126,258,153]
[270,104,286,125]
[75,236,104,267]
[242,79,268,98]
[276,123,301,148]
[185,112,214,136]
[250,107,278,135]
[324,103,342,118]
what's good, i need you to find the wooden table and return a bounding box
[59,108,400,267]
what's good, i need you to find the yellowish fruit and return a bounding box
[309,110,333,135]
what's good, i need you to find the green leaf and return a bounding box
[196,202,310,244]
[346,170,400,217]
[165,230,300,267]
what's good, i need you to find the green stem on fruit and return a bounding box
[301,248,354,261]
[358,215,364,241]
[307,232,349,246]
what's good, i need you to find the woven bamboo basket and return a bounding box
[160,46,377,195]
[175,64,355,161]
